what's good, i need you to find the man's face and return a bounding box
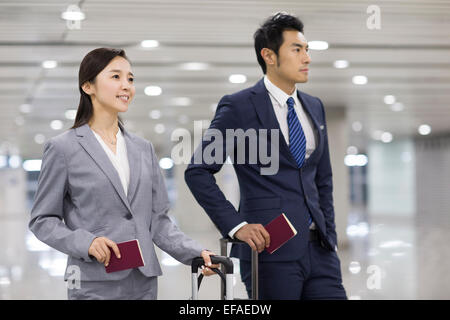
[275,30,311,83]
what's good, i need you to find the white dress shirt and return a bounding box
[91,127,130,197]
[228,76,317,238]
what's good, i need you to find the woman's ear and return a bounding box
[81,81,93,96]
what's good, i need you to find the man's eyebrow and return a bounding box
[291,43,309,49]
[108,69,134,76]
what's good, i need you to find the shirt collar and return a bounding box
[263,75,298,107]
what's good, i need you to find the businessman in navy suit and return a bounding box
[185,12,347,299]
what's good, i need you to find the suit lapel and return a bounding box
[122,126,141,204]
[75,123,132,213]
[250,79,298,169]
[297,90,322,163]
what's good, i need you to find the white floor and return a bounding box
[1,207,450,300]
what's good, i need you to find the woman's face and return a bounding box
[84,56,135,114]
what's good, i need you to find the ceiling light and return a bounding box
[65,109,77,120]
[144,86,162,96]
[61,5,85,21]
[383,95,396,105]
[159,157,174,170]
[352,121,363,132]
[334,60,349,69]
[308,41,329,50]
[344,154,368,167]
[178,115,189,124]
[8,155,22,169]
[149,110,161,119]
[19,104,32,114]
[381,132,393,143]
[50,120,63,130]
[42,60,57,69]
[418,124,431,135]
[171,97,191,107]
[34,134,46,145]
[229,74,247,84]
[141,40,159,48]
[347,146,358,155]
[352,75,368,85]
[180,62,209,71]
[15,116,25,126]
[154,123,165,134]
[23,159,42,172]
[390,102,404,112]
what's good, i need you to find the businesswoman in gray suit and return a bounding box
[29,48,218,300]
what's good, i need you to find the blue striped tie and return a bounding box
[287,97,313,226]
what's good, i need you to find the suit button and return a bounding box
[126,213,133,220]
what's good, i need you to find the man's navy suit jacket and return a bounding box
[185,78,338,262]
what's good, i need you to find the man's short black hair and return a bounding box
[254,12,304,74]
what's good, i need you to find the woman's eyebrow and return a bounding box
[108,69,134,76]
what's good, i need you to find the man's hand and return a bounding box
[234,224,270,253]
[88,237,121,267]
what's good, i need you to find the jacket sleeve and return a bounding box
[314,98,338,249]
[28,139,97,262]
[148,142,204,265]
[184,94,245,238]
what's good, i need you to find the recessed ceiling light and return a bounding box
[42,60,57,69]
[333,60,349,69]
[390,102,404,112]
[141,40,159,48]
[383,95,396,104]
[180,62,209,71]
[61,5,85,21]
[229,74,247,84]
[418,124,431,135]
[178,115,189,124]
[154,123,165,134]
[171,97,191,106]
[159,157,174,170]
[65,109,77,120]
[308,41,329,50]
[149,110,161,119]
[19,103,32,113]
[34,134,46,145]
[50,120,63,130]
[381,132,393,143]
[352,75,368,85]
[352,121,363,132]
[347,146,358,155]
[144,86,162,96]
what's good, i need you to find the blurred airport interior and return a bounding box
[1,0,450,299]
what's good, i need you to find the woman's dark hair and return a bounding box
[71,48,129,129]
[254,12,304,74]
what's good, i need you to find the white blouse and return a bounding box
[91,127,130,196]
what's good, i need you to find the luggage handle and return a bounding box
[191,255,234,300]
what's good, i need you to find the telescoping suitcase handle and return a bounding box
[220,238,259,300]
[191,255,234,300]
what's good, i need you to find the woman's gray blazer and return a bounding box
[29,123,204,281]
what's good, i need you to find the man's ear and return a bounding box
[81,81,93,95]
[261,48,277,68]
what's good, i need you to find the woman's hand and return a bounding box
[88,237,121,267]
[200,250,221,276]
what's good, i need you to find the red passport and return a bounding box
[264,213,298,254]
[105,239,145,273]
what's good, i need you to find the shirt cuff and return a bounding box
[228,221,248,239]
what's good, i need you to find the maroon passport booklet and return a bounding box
[264,213,298,254]
[105,239,145,273]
